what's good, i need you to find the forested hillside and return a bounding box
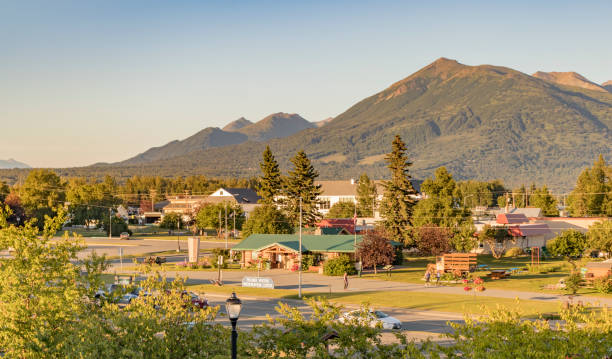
[2,58,611,191]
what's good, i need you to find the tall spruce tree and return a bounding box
[257,146,282,204]
[380,135,418,245]
[283,150,322,227]
[356,173,377,217]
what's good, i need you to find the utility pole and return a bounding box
[218,209,222,239]
[354,201,357,247]
[298,198,302,299]
[225,202,228,249]
[109,208,112,239]
[176,218,180,252]
[233,210,236,238]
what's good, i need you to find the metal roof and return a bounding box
[497,213,529,224]
[233,234,363,253]
[508,223,552,237]
[233,234,401,253]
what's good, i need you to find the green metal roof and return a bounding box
[233,234,364,253]
[320,227,349,235]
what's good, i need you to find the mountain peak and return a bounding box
[237,113,314,141]
[222,117,253,131]
[532,71,608,93]
[0,158,30,169]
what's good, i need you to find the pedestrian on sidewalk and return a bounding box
[424,270,431,287]
[343,272,349,290]
[435,271,441,286]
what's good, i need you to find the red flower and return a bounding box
[476,286,486,292]
[462,279,470,284]
[464,286,472,291]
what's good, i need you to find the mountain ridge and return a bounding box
[0,159,31,169]
[532,71,609,93]
[3,58,611,191]
[112,58,612,190]
[120,112,313,165]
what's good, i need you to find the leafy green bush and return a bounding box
[504,247,524,258]
[323,255,356,276]
[593,277,612,294]
[564,273,583,294]
[211,248,230,269]
[527,263,564,274]
[301,254,319,270]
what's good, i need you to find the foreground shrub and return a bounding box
[323,255,357,276]
[593,277,612,294]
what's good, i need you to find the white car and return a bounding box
[339,310,402,330]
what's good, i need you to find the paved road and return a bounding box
[204,294,460,343]
[76,237,235,259]
[111,267,612,307]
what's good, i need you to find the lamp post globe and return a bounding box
[226,292,242,359]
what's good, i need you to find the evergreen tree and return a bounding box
[529,185,559,216]
[356,173,377,217]
[257,146,282,204]
[283,150,322,227]
[380,135,418,245]
[567,155,612,217]
[512,185,527,208]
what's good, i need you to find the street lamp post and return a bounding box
[225,292,242,359]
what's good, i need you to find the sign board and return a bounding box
[242,276,275,289]
[188,237,200,263]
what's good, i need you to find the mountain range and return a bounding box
[0,159,30,169]
[1,58,611,190]
[120,112,314,164]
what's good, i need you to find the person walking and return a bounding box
[424,270,431,287]
[343,272,349,290]
[435,271,441,286]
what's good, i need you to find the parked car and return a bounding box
[338,310,402,329]
[182,291,209,309]
[119,232,130,240]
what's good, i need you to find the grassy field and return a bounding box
[362,255,611,297]
[186,284,564,317]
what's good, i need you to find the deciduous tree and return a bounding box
[587,220,612,258]
[547,229,588,269]
[567,155,612,217]
[415,225,452,256]
[326,201,357,218]
[19,169,65,228]
[480,224,513,259]
[356,229,395,275]
[242,204,293,237]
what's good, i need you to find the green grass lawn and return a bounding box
[362,255,611,298]
[186,283,564,317]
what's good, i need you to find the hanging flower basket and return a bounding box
[476,286,486,292]
[463,286,472,291]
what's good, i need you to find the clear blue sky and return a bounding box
[1,0,610,168]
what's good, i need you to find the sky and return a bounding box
[1,0,611,168]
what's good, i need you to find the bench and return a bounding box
[488,270,510,280]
